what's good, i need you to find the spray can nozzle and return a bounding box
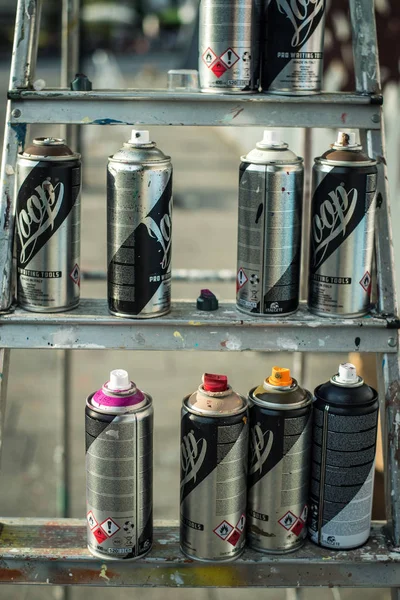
[203,373,228,392]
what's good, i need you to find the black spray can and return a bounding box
[309,363,378,549]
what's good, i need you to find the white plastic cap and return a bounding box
[262,130,282,146]
[335,131,357,148]
[109,369,130,391]
[337,363,358,384]
[129,130,150,144]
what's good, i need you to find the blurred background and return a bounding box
[0,0,399,599]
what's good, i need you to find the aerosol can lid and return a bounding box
[129,130,150,144]
[332,131,361,150]
[330,363,364,387]
[260,130,286,148]
[109,369,131,391]
[266,366,293,387]
[241,130,302,165]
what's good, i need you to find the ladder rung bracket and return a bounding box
[8,90,383,128]
[0,519,397,587]
[0,300,397,352]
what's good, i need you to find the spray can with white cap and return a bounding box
[309,363,378,549]
[237,130,304,316]
[85,369,153,559]
[107,130,172,318]
[308,130,377,317]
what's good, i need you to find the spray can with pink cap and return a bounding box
[85,369,153,559]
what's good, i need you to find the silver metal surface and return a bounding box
[81,269,236,282]
[350,0,380,95]
[60,0,81,150]
[199,0,258,93]
[8,91,382,129]
[262,0,326,94]
[0,349,10,461]
[0,300,397,352]
[0,519,398,586]
[9,0,42,89]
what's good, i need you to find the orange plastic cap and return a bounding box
[267,366,292,387]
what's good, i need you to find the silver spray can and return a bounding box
[16,137,81,312]
[247,366,312,553]
[262,0,326,94]
[86,369,153,560]
[107,130,172,318]
[180,373,248,562]
[308,131,377,317]
[309,363,378,549]
[199,0,260,93]
[237,130,303,316]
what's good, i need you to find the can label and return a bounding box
[180,409,248,560]
[86,406,153,559]
[237,163,302,315]
[247,407,312,551]
[16,160,81,309]
[308,167,377,315]
[263,0,326,92]
[309,407,378,548]
[107,167,172,316]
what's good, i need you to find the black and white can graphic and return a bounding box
[86,370,153,560]
[180,374,249,562]
[308,132,377,317]
[199,0,259,93]
[107,130,172,318]
[308,363,378,550]
[16,137,81,312]
[262,0,326,93]
[237,131,303,316]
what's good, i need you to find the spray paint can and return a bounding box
[16,137,81,312]
[107,130,172,318]
[308,131,377,317]
[199,0,260,93]
[237,130,303,316]
[247,367,312,553]
[309,363,378,549]
[261,0,326,94]
[86,369,153,559]
[180,373,248,561]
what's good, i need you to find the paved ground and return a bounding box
[0,52,390,600]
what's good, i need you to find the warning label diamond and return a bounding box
[237,267,248,291]
[236,514,246,533]
[278,511,297,530]
[202,47,217,67]
[100,518,120,538]
[93,526,107,544]
[70,263,80,286]
[227,528,241,546]
[87,511,97,531]
[214,520,234,540]
[220,48,239,69]
[300,505,308,523]
[211,61,227,78]
[359,271,371,292]
[291,519,304,537]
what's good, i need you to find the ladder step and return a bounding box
[8,91,382,129]
[0,300,397,352]
[0,519,396,587]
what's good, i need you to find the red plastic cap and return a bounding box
[203,373,228,392]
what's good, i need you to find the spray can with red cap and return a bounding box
[85,369,153,560]
[247,366,312,553]
[180,373,249,561]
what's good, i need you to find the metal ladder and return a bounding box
[0,0,399,594]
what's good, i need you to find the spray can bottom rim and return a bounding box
[247,538,305,555]
[307,306,370,319]
[87,544,152,561]
[200,88,256,95]
[19,300,80,313]
[263,89,321,96]
[108,307,171,319]
[180,546,244,563]
[236,304,299,318]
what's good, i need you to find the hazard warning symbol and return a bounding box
[227,528,241,547]
[87,510,97,531]
[359,271,371,292]
[213,520,234,540]
[300,505,308,523]
[100,517,121,538]
[236,514,246,533]
[93,526,108,544]
[237,267,248,290]
[291,519,304,537]
[220,48,239,69]
[202,47,217,67]
[211,61,227,78]
[70,263,80,286]
[278,511,297,530]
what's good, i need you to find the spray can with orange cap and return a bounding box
[247,366,312,553]
[180,373,249,561]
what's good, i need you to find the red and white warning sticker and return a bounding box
[291,519,304,537]
[202,47,217,67]
[92,526,108,544]
[87,510,98,531]
[227,528,241,547]
[220,48,239,69]
[100,517,121,538]
[236,513,246,533]
[278,511,297,530]
[300,504,308,523]
[211,60,227,78]
[213,520,234,540]
[359,271,371,292]
[70,263,80,286]
[237,267,248,291]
